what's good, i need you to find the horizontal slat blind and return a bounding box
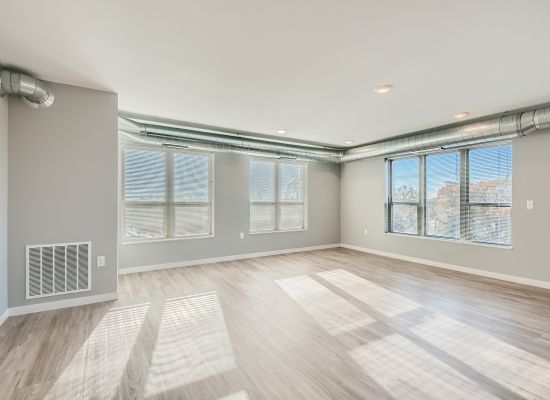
[426,152,460,239]
[122,147,213,241]
[468,145,512,245]
[173,153,211,237]
[250,160,276,231]
[250,160,275,202]
[392,158,420,202]
[390,157,420,234]
[124,149,166,201]
[387,143,512,246]
[124,206,166,239]
[174,153,209,202]
[279,163,305,230]
[123,148,167,240]
[250,159,306,232]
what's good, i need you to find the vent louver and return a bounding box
[26,242,91,299]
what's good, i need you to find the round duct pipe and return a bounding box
[119,117,343,163]
[0,67,54,108]
[120,104,550,164]
[341,106,550,162]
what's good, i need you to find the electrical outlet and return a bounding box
[97,256,106,267]
[364,228,368,236]
[526,200,534,210]
[239,232,244,239]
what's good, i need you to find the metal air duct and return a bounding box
[119,117,343,163]
[120,104,550,164]
[341,106,550,162]
[0,67,54,108]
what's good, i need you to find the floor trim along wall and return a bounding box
[119,243,341,275]
[6,292,119,319]
[341,243,550,290]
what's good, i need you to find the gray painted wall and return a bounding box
[8,83,118,308]
[341,130,550,283]
[119,152,340,269]
[0,96,7,316]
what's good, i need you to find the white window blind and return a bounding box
[123,149,167,239]
[387,143,512,246]
[173,153,211,236]
[426,152,460,239]
[390,157,420,235]
[250,159,306,232]
[123,147,213,241]
[467,145,512,245]
[250,160,275,232]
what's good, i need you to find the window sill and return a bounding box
[122,234,214,245]
[249,228,308,235]
[385,232,513,250]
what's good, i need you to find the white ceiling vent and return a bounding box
[26,241,91,299]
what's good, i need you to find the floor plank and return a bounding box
[1,248,550,399]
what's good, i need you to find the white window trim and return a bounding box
[385,142,512,247]
[249,157,308,234]
[120,143,215,243]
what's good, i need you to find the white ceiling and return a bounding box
[2,1,550,147]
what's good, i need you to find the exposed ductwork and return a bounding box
[120,104,550,163]
[119,117,344,163]
[0,67,54,108]
[341,105,550,162]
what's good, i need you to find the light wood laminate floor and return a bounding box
[1,248,550,400]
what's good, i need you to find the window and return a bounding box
[250,159,306,232]
[467,146,512,245]
[426,152,460,239]
[122,146,213,241]
[387,143,512,246]
[390,157,420,235]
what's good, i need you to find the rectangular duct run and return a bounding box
[26,241,91,299]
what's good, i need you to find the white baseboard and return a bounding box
[119,243,341,275]
[0,309,8,327]
[341,243,550,290]
[7,292,119,317]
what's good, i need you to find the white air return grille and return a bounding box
[26,241,91,299]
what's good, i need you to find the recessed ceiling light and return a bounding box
[345,140,354,145]
[277,129,287,134]
[453,112,469,119]
[373,84,393,94]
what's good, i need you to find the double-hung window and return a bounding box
[122,146,213,241]
[467,146,512,245]
[389,157,421,235]
[250,159,307,232]
[387,143,512,246]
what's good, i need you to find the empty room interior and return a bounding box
[2,1,550,399]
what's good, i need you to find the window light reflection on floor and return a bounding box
[144,292,237,398]
[411,314,550,400]
[44,303,149,400]
[276,275,375,335]
[317,269,421,317]
[350,333,498,400]
[218,390,250,400]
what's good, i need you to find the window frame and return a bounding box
[386,155,423,236]
[386,142,512,246]
[121,144,214,243]
[249,158,308,234]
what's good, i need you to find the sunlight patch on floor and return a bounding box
[218,390,250,400]
[144,292,236,397]
[317,269,421,317]
[411,314,550,400]
[44,303,149,400]
[276,275,375,335]
[350,333,499,400]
